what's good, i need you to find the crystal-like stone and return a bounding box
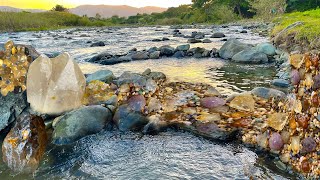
[229,94,255,112]
[27,53,86,115]
[267,113,288,131]
[289,54,304,69]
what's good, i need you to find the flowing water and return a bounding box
[0,26,294,179]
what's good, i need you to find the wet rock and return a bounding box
[159,45,175,56]
[149,51,160,59]
[187,38,202,44]
[301,137,317,154]
[229,94,255,112]
[269,132,284,151]
[202,39,212,43]
[151,38,161,42]
[162,37,170,41]
[202,50,210,57]
[27,53,86,115]
[100,57,130,65]
[148,47,158,53]
[113,105,149,132]
[2,113,47,173]
[232,48,268,64]
[131,51,149,60]
[251,87,286,99]
[240,30,247,33]
[90,41,105,47]
[256,42,276,56]
[127,95,146,112]
[219,38,251,59]
[176,44,190,51]
[211,32,226,38]
[117,72,147,87]
[88,52,113,63]
[272,79,290,88]
[200,97,226,109]
[86,70,114,84]
[145,79,158,94]
[146,72,166,81]
[0,92,28,131]
[147,97,162,112]
[172,51,185,58]
[143,115,168,135]
[52,106,112,145]
[185,122,237,141]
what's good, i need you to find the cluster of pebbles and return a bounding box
[84,52,320,178]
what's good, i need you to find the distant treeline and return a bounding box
[0,0,319,32]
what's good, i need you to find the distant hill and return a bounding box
[0,6,45,13]
[69,5,167,18]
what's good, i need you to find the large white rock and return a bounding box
[27,53,86,115]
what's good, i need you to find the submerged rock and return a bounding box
[52,106,112,145]
[27,53,86,115]
[251,87,286,99]
[200,97,226,109]
[2,113,47,173]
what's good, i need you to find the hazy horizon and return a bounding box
[0,0,192,10]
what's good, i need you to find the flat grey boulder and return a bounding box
[86,70,115,84]
[232,48,268,64]
[251,87,286,99]
[219,38,251,59]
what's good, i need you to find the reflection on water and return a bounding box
[80,58,276,95]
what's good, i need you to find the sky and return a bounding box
[1,0,192,9]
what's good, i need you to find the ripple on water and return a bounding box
[34,131,289,180]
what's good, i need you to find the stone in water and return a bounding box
[27,53,86,115]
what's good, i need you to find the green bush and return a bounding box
[157,18,184,25]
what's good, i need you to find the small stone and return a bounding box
[301,137,317,154]
[204,87,221,97]
[229,94,255,112]
[200,97,226,109]
[280,153,290,163]
[269,132,284,151]
[119,84,130,93]
[256,132,268,148]
[289,54,304,69]
[197,113,221,122]
[291,136,300,155]
[267,113,287,131]
[281,131,290,144]
[301,159,311,173]
[127,95,146,112]
[291,69,300,85]
[147,97,162,112]
[183,107,197,114]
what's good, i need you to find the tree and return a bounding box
[286,0,320,12]
[95,13,102,19]
[52,5,68,12]
[249,0,287,20]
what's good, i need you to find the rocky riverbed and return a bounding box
[0,24,309,179]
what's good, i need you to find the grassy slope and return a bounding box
[272,8,320,42]
[0,11,110,32]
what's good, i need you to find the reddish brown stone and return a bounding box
[2,113,47,173]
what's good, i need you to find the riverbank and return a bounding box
[271,8,320,52]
